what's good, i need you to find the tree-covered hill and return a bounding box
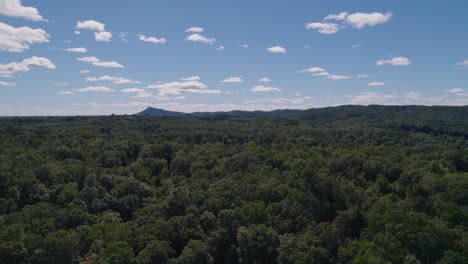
[0,105,466,263]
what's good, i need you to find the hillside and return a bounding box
[0,105,466,263]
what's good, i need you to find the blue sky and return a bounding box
[0,0,467,115]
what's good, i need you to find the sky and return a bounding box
[0,0,467,116]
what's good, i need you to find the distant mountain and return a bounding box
[135,107,302,117]
[136,107,187,116]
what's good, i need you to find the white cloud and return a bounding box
[74,31,80,35]
[456,60,468,67]
[0,56,56,77]
[327,74,351,80]
[368,81,386,87]
[217,46,225,51]
[345,12,393,29]
[240,44,249,48]
[186,33,215,44]
[186,27,204,33]
[0,0,46,21]
[351,92,396,105]
[324,12,349,21]
[181,76,201,81]
[313,72,329,76]
[305,22,339,34]
[301,66,350,80]
[307,12,392,34]
[66,47,87,53]
[445,88,465,93]
[259,77,271,83]
[94,31,112,42]
[377,56,411,66]
[76,20,105,32]
[146,80,220,96]
[221,77,243,83]
[80,69,90,74]
[245,96,312,106]
[77,56,124,68]
[138,34,167,44]
[120,88,156,99]
[0,81,15,86]
[251,86,282,92]
[356,74,370,78]
[121,88,145,93]
[301,67,326,73]
[0,22,49,52]
[75,86,114,93]
[58,91,74,95]
[267,46,286,54]
[86,75,141,84]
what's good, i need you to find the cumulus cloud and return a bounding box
[0,81,15,86]
[76,20,105,32]
[267,46,286,54]
[94,31,112,42]
[217,46,225,51]
[0,0,46,21]
[307,11,392,34]
[368,82,386,87]
[345,12,393,29]
[377,56,411,66]
[186,27,204,33]
[77,56,124,68]
[181,76,201,81]
[301,66,350,80]
[351,92,396,105]
[75,86,115,93]
[259,77,271,83]
[186,34,215,44]
[305,22,339,34]
[302,67,326,73]
[86,75,141,84]
[138,34,167,44]
[0,56,56,77]
[0,22,49,52]
[65,47,87,53]
[146,80,220,96]
[251,86,282,92]
[221,77,243,83]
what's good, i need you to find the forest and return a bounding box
[0,105,466,264]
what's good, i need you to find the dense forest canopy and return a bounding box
[0,105,467,263]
